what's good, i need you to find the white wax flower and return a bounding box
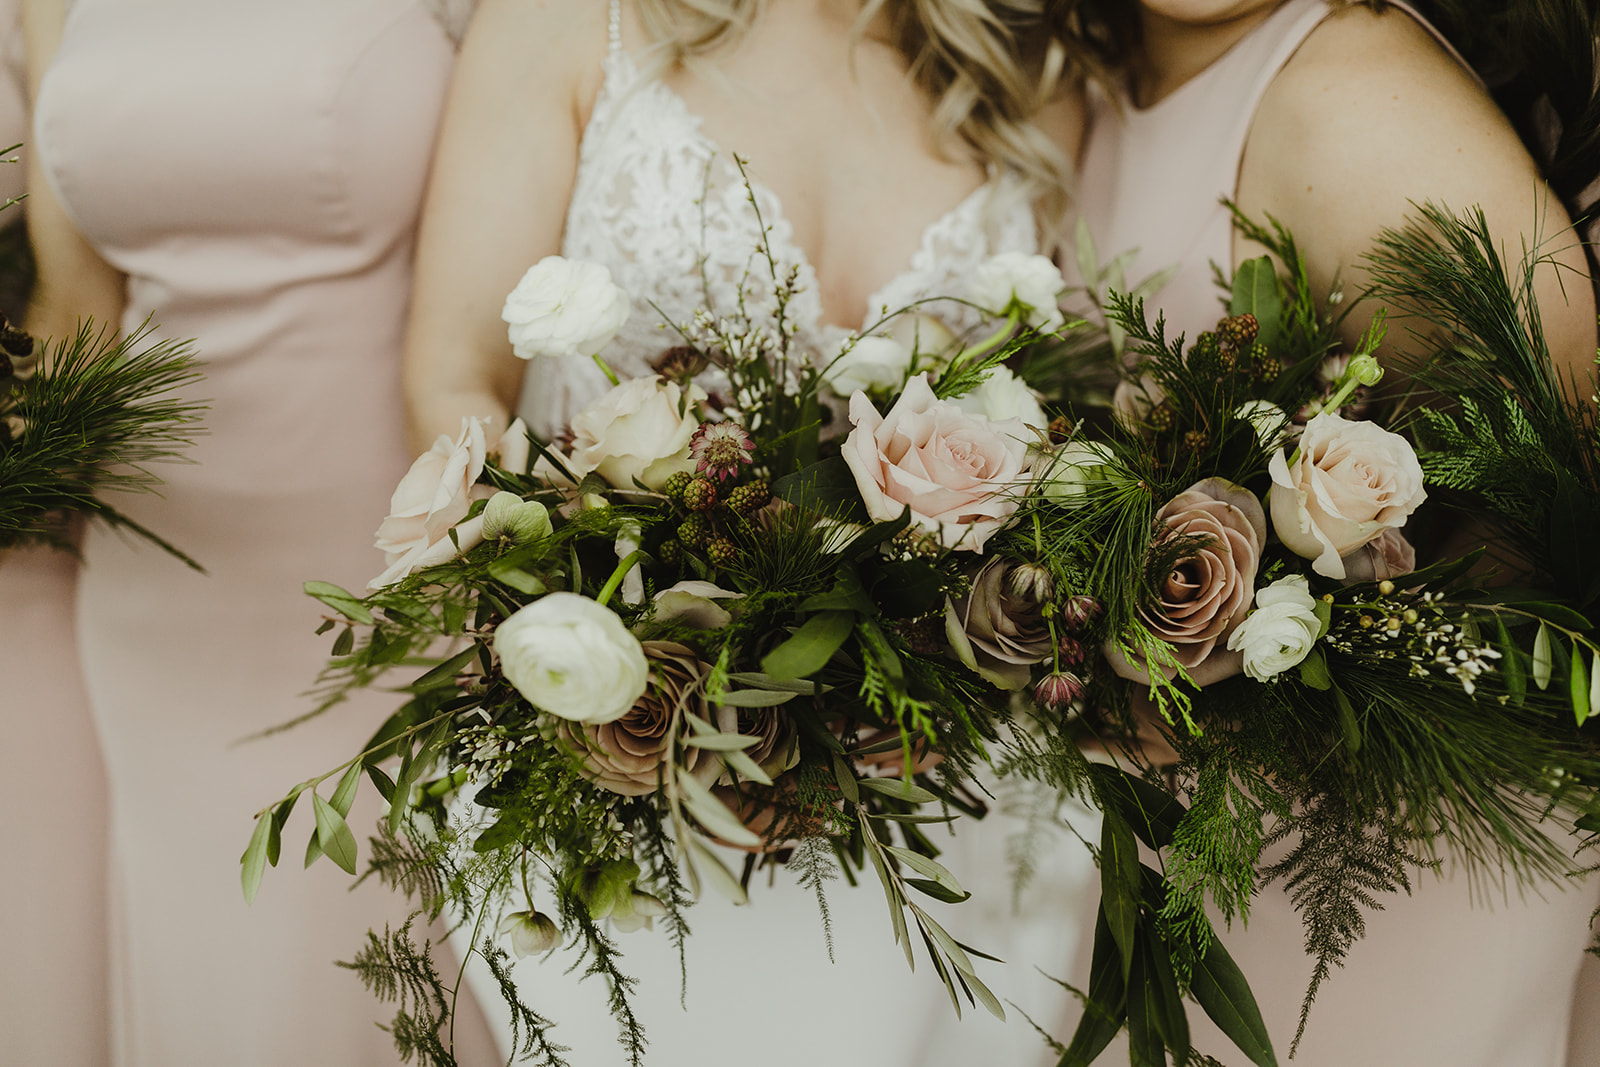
[952,365,1047,429]
[502,255,630,360]
[1268,412,1426,579]
[970,252,1067,332]
[1233,400,1290,451]
[1226,575,1322,682]
[494,592,649,724]
[823,335,913,396]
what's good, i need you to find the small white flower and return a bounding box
[952,365,1047,429]
[1226,575,1322,681]
[502,255,630,360]
[497,911,561,957]
[1233,400,1291,451]
[494,592,649,724]
[610,890,668,933]
[823,335,913,397]
[1039,440,1117,507]
[970,252,1066,332]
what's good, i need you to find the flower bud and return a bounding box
[1007,562,1055,603]
[497,910,562,957]
[1346,354,1383,387]
[482,491,553,545]
[1034,671,1085,711]
[610,889,669,933]
[1061,595,1103,630]
[1057,633,1087,667]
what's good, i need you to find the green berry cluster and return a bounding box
[661,473,774,572]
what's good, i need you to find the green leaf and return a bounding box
[1332,683,1361,757]
[1058,906,1128,1067]
[1297,647,1333,690]
[329,762,363,820]
[1192,930,1278,1067]
[868,812,956,825]
[1496,614,1526,706]
[314,618,335,635]
[472,813,523,854]
[885,845,965,896]
[331,626,354,657]
[857,776,937,805]
[684,732,762,751]
[304,580,374,625]
[862,836,913,968]
[311,792,359,875]
[1088,764,1185,851]
[760,610,855,681]
[958,968,1007,1022]
[686,835,749,905]
[486,559,545,595]
[241,814,272,905]
[904,877,971,904]
[1590,651,1600,726]
[842,507,912,562]
[830,752,860,803]
[1520,602,1593,632]
[1229,255,1283,349]
[678,770,761,848]
[712,688,800,707]
[364,764,397,804]
[797,572,876,615]
[408,646,480,693]
[770,457,870,522]
[1534,621,1553,690]
[1124,941,1165,1067]
[1572,644,1591,726]
[1100,808,1141,981]
[1312,596,1333,640]
[1142,922,1190,1062]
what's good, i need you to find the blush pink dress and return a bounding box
[31,2,494,1063]
[1066,2,1600,1064]
[0,1,112,1062]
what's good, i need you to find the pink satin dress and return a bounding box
[30,2,494,1062]
[0,1,112,1063]
[1065,1,1600,1063]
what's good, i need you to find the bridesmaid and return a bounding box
[0,3,111,1064]
[1060,1,1598,1064]
[22,0,495,1062]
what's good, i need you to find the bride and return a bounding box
[403,0,1093,1062]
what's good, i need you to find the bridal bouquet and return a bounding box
[244,230,1093,1064]
[1039,208,1600,1067]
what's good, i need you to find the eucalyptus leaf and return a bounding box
[241,814,272,905]
[1057,906,1127,1067]
[677,770,761,847]
[1333,683,1362,758]
[885,845,965,895]
[1124,942,1163,1067]
[1298,647,1333,691]
[858,776,937,805]
[1229,255,1283,349]
[1520,602,1593,632]
[905,877,971,904]
[364,764,397,804]
[831,752,860,803]
[686,836,749,905]
[304,580,375,625]
[862,837,913,967]
[720,748,775,787]
[909,904,976,977]
[408,646,480,693]
[312,792,359,875]
[868,812,956,825]
[958,969,1007,1022]
[1142,923,1191,1061]
[1100,808,1141,980]
[1496,613,1526,706]
[1572,644,1591,726]
[329,761,363,820]
[683,733,762,751]
[712,688,799,708]
[1192,929,1278,1067]
[1534,621,1554,690]
[723,672,819,693]
[331,626,354,657]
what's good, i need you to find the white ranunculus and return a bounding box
[369,416,494,589]
[952,365,1047,429]
[1268,412,1427,579]
[494,592,650,724]
[568,376,705,491]
[970,252,1066,332]
[1226,575,1322,682]
[1234,400,1290,451]
[502,256,630,360]
[1040,440,1117,506]
[823,335,913,396]
[653,580,741,630]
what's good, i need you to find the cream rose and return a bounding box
[970,252,1067,332]
[369,417,494,589]
[1226,575,1322,681]
[494,592,650,724]
[841,374,1031,552]
[502,256,630,360]
[823,335,913,397]
[568,376,705,491]
[1105,478,1266,687]
[1269,412,1426,579]
[952,365,1047,428]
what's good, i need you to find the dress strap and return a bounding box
[608,0,623,56]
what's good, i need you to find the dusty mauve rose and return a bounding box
[1339,527,1417,584]
[550,641,735,797]
[841,374,1031,551]
[370,416,495,589]
[727,706,800,781]
[945,556,1055,690]
[1105,478,1266,687]
[1268,411,1426,579]
[568,376,705,491]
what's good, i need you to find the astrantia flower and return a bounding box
[1034,671,1085,711]
[688,421,755,482]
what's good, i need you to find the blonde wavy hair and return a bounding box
[633,0,1080,229]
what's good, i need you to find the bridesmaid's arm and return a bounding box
[402,0,606,453]
[21,0,124,342]
[1235,3,1596,388]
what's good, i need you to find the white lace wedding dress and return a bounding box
[461,4,1093,1063]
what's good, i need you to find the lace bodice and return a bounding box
[515,1,1039,439]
